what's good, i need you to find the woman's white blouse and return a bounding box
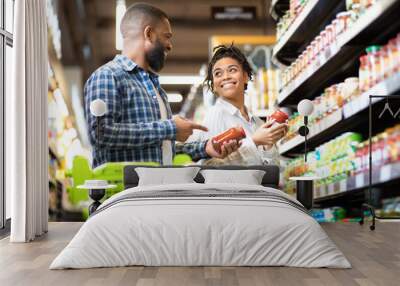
[187,98,280,166]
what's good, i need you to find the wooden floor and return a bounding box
[0,222,399,286]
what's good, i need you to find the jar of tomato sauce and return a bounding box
[212,127,246,153]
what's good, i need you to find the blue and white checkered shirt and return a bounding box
[84,55,208,167]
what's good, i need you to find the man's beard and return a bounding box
[146,39,165,72]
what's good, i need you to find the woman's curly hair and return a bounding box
[204,43,253,92]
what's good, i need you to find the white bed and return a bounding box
[50,183,351,269]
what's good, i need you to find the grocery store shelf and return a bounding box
[278,109,342,155]
[273,0,343,65]
[269,0,289,21]
[278,72,400,155]
[342,72,400,118]
[314,161,400,203]
[277,0,400,106]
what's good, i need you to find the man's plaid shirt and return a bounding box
[84,55,208,167]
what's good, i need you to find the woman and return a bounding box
[188,44,287,166]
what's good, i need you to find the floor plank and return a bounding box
[0,221,399,286]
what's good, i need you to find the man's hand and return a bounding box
[173,115,208,142]
[205,139,242,159]
[252,119,288,148]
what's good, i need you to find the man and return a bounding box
[84,3,239,167]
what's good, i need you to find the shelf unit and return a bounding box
[278,72,400,155]
[271,0,400,208]
[273,0,344,65]
[277,0,400,106]
[315,161,400,203]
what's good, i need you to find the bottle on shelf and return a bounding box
[365,45,382,87]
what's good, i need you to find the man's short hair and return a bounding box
[121,3,169,38]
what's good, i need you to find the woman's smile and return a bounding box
[221,80,237,89]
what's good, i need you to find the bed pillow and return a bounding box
[200,169,266,185]
[135,167,201,186]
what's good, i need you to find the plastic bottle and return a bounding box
[359,55,369,92]
[380,45,390,80]
[365,45,382,87]
[343,77,360,102]
[336,11,353,35]
[388,38,399,74]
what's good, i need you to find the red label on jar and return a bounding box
[271,110,289,123]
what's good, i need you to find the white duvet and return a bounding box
[50,183,351,269]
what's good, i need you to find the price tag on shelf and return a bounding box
[356,173,364,188]
[380,165,392,182]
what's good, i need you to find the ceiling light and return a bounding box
[115,0,126,51]
[167,93,183,103]
[159,75,204,85]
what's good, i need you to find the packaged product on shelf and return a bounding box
[278,1,394,94]
[362,0,376,10]
[331,18,340,41]
[352,124,400,175]
[348,3,362,20]
[358,55,369,92]
[343,77,359,103]
[357,34,400,92]
[255,69,267,110]
[388,37,399,74]
[248,68,279,113]
[346,0,359,12]
[276,0,310,41]
[280,78,362,145]
[281,32,399,150]
[336,11,353,35]
[283,132,362,194]
[365,45,382,87]
[380,45,390,80]
[268,69,280,109]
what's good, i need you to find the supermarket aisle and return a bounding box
[0,222,399,286]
